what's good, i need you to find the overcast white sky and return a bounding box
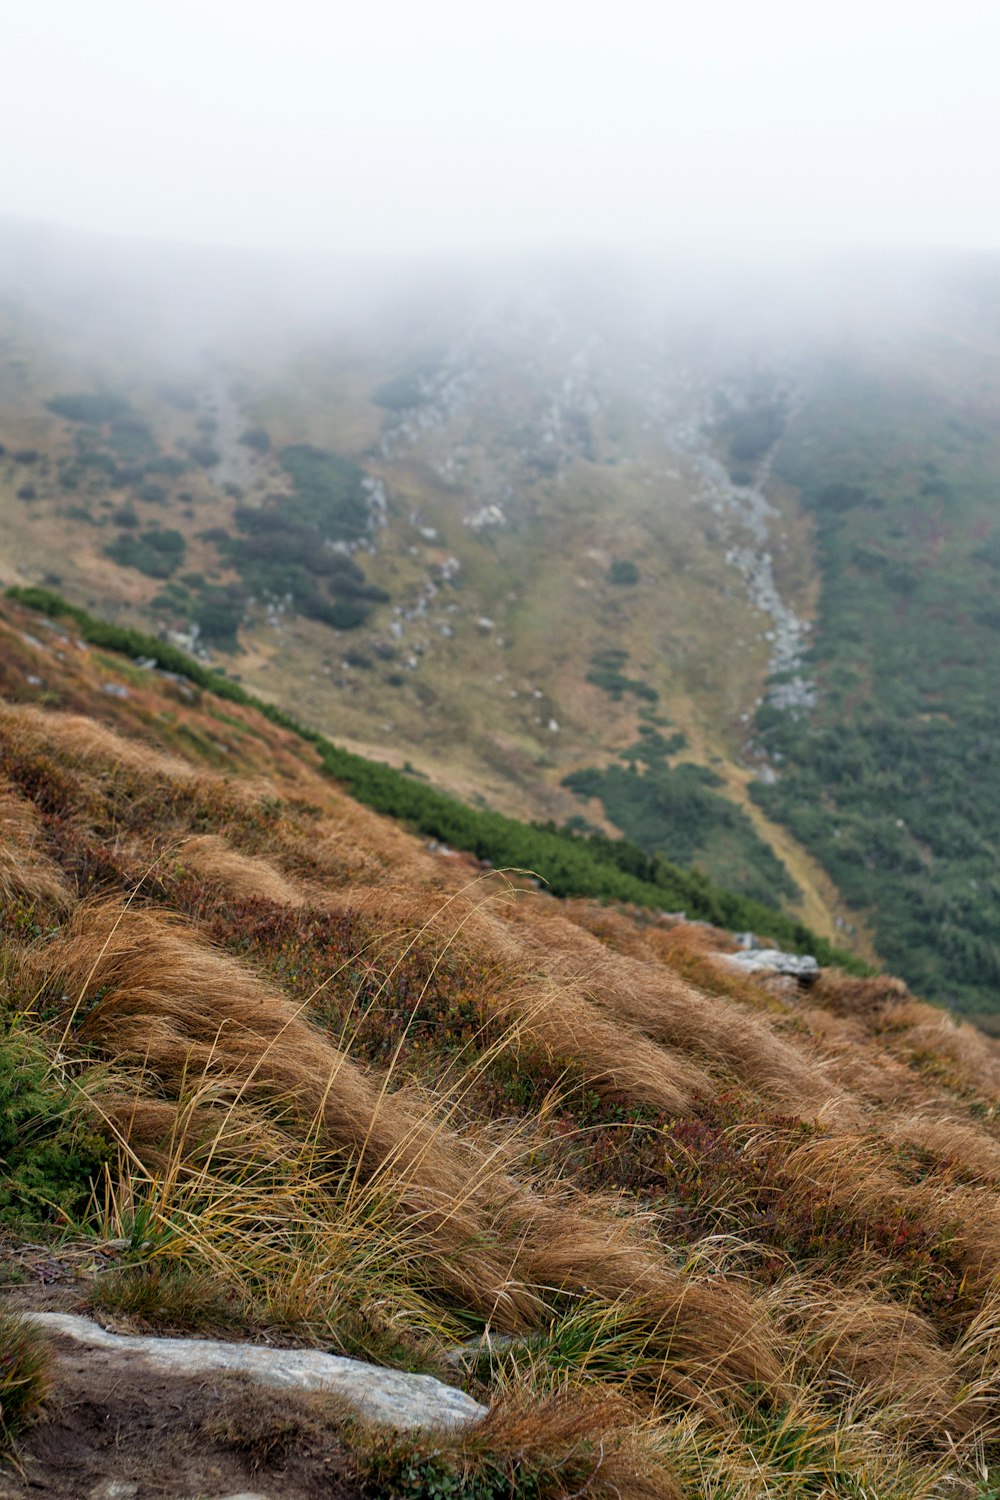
[3,0,998,260]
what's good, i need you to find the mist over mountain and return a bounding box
[1,221,999,1022]
[5,4,1000,1492]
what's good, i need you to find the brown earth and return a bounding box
[1,1363,361,1500]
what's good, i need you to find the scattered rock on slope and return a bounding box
[24,1312,486,1430]
[714,947,820,983]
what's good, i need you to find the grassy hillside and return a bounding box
[0,286,852,955]
[5,585,859,968]
[2,591,1000,1495]
[5,258,1000,1024]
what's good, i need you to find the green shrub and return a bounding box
[303,596,369,630]
[47,392,130,424]
[105,528,186,579]
[279,444,370,541]
[607,560,639,586]
[192,586,244,650]
[714,397,785,466]
[562,760,799,908]
[144,454,189,479]
[224,505,386,627]
[372,372,427,410]
[109,416,158,459]
[756,363,1000,1012]
[585,667,657,702]
[0,1030,110,1228]
[189,441,221,468]
[239,425,271,453]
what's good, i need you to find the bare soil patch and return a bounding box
[2,1357,363,1500]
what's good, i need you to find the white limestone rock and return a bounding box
[26,1313,486,1431]
[716,948,820,983]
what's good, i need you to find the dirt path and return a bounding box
[2,1361,363,1500]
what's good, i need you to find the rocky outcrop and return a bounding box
[26,1313,487,1431]
[715,947,820,983]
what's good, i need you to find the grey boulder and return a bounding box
[25,1312,486,1431]
[715,948,820,982]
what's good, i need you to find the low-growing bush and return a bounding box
[189,441,221,468]
[145,454,189,479]
[47,392,131,424]
[372,371,429,410]
[585,667,658,702]
[109,416,158,459]
[279,444,370,541]
[192,586,244,650]
[0,1028,110,1228]
[562,760,800,907]
[105,527,186,579]
[239,425,271,453]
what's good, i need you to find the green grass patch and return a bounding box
[0,1313,51,1453]
[563,760,800,909]
[0,1026,110,1229]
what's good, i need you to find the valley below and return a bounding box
[1,243,999,1020]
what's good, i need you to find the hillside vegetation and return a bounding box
[2,593,1000,1497]
[0,282,850,954]
[754,338,1000,1024]
[6,585,859,969]
[4,257,1000,1024]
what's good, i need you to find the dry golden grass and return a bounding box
[358,1384,686,1500]
[0,781,74,915]
[26,899,783,1405]
[326,884,833,1118]
[175,834,307,907]
[4,677,1000,1490]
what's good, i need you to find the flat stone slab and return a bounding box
[26,1312,487,1431]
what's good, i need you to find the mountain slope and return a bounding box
[0,267,839,918]
[3,245,1000,1018]
[2,590,1000,1496]
[752,318,1000,1024]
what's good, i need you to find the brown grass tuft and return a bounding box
[30,900,783,1403]
[0,781,75,915]
[358,1384,685,1500]
[175,835,306,906]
